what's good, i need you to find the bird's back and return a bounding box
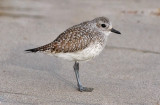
[25,21,99,54]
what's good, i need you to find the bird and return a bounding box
[25,17,121,92]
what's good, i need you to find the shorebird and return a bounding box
[25,17,121,92]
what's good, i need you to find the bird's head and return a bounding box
[91,17,121,36]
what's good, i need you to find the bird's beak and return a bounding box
[111,28,121,34]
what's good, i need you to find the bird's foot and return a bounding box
[78,86,94,92]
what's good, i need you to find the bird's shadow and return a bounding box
[1,43,76,89]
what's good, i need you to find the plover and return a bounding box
[25,17,121,92]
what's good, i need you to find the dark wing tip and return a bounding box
[25,48,39,53]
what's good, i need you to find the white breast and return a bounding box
[54,41,106,61]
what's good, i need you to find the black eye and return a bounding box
[101,24,106,28]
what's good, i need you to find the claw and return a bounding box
[78,87,94,92]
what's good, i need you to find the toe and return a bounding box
[78,87,94,92]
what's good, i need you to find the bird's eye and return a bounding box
[101,24,106,28]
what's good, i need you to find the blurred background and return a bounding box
[0,0,160,105]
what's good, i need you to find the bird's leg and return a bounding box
[73,61,94,92]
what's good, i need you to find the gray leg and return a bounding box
[73,61,94,92]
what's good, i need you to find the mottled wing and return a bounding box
[25,24,93,53]
[52,26,92,53]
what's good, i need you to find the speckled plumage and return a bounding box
[26,17,121,92]
[26,17,118,61]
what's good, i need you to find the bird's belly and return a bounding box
[54,43,104,61]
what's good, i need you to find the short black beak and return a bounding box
[111,28,121,34]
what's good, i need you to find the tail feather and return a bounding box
[25,43,53,53]
[25,48,40,53]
